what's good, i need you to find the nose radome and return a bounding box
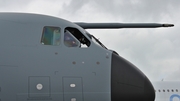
[144,76,155,101]
[111,53,155,101]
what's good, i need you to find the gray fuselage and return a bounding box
[0,13,155,101]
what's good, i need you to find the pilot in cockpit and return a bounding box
[64,30,79,47]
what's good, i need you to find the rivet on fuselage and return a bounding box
[106,53,109,59]
[72,61,76,64]
[96,62,100,65]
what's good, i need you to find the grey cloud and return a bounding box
[165,66,180,81]
[73,0,180,21]
[61,0,180,22]
[62,0,89,14]
[0,0,33,11]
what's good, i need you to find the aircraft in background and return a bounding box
[153,81,180,101]
[0,13,173,101]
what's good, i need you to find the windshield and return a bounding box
[86,32,107,49]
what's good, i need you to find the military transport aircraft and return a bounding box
[0,13,173,101]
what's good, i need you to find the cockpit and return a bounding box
[40,26,107,49]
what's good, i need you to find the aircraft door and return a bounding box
[63,77,83,101]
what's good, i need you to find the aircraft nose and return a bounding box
[111,53,155,101]
[144,76,155,100]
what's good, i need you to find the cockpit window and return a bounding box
[41,26,61,45]
[64,30,80,47]
[64,27,90,48]
[86,32,107,49]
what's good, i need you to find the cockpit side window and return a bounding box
[41,26,61,46]
[64,27,90,48]
[64,30,80,47]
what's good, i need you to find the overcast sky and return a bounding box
[0,0,179,81]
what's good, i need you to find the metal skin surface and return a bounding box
[0,13,163,101]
